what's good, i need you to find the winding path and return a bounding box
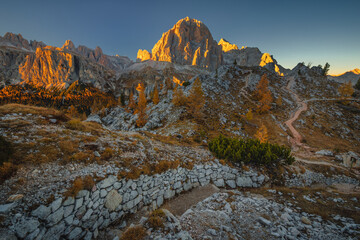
[283,77,360,149]
[284,77,308,147]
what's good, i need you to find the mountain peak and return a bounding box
[62,40,76,51]
[137,17,222,70]
[351,68,360,74]
[218,38,239,52]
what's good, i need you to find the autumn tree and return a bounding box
[68,105,78,118]
[255,124,268,143]
[91,100,100,114]
[172,84,187,106]
[128,91,136,111]
[245,109,253,121]
[187,77,205,119]
[276,95,283,107]
[255,74,273,113]
[338,81,354,100]
[153,85,159,105]
[135,83,147,127]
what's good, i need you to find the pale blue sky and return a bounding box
[0,0,359,74]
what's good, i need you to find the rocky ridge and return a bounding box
[329,68,360,85]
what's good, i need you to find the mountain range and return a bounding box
[0,17,320,91]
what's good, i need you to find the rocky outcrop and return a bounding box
[137,17,223,70]
[221,42,285,76]
[218,38,239,52]
[137,49,151,62]
[66,41,132,71]
[0,32,46,51]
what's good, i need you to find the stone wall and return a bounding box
[10,161,266,240]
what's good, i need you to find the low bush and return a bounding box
[208,135,294,166]
[120,225,147,240]
[147,209,165,229]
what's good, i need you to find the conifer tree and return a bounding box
[128,91,136,111]
[172,84,186,106]
[255,124,268,143]
[135,83,147,127]
[255,74,273,113]
[338,81,354,99]
[187,77,205,119]
[153,85,159,105]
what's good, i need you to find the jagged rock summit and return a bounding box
[218,38,240,52]
[137,17,223,70]
[0,32,46,51]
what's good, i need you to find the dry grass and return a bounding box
[249,186,360,222]
[0,162,17,184]
[0,104,68,121]
[101,148,114,161]
[120,225,147,240]
[59,140,78,155]
[147,209,165,229]
[65,119,103,135]
[153,160,180,174]
[64,175,95,197]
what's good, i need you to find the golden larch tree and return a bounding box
[135,83,147,127]
[172,84,187,106]
[128,91,136,111]
[153,86,159,105]
[187,77,205,118]
[255,74,273,113]
[255,124,268,143]
[245,109,253,121]
[338,81,354,100]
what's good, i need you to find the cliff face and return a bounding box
[0,33,131,90]
[137,17,223,70]
[18,46,115,90]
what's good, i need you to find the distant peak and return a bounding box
[351,68,360,74]
[218,38,239,52]
[62,40,75,51]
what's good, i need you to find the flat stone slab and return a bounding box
[162,184,219,216]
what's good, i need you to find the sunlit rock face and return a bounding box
[137,17,223,70]
[221,41,285,76]
[18,46,115,90]
[137,49,152,62]
[218,38,239,52]
[328,68,360,85]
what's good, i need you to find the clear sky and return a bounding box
[0,0,359,75]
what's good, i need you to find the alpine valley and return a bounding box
[0,17,359,240]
